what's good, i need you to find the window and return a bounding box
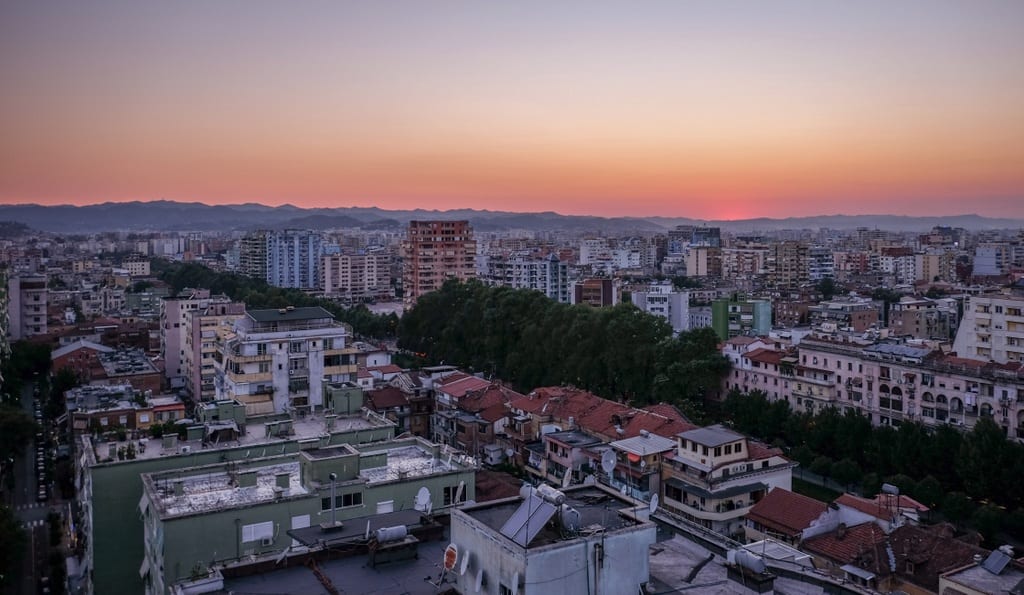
[241,521,274,543]
[257,343,267,355]
[100,417,109,426]
[500,585,513,595]
[724,445,732,455]
[336,492,362,508]
[119,415,128,425]
[714,447,722,457]
[735,442,743,453]
[259,362,270,373]
[139,413,150,423]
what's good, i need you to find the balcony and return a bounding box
[663,496,754,523]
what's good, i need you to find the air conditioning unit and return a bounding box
[260,537,274,547]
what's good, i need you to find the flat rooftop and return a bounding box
[359,445,457,484]
[98,348,159,376]
[247,306,335,323]
[941,561,1024,594]
[145,461,307,518]
[545,430,602,447]
[84,410,390,463]
[463,485,635,548]
[678,424,743,447]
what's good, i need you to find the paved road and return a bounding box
[10,380,53,595]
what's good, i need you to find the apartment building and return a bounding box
[160,289,236,390]
[401,220,477,304]
[6,273,48,339]
[711,297,771,340]
[321,251,392,301]
[953,293,1024,364]
[482,253,571,303]
[889,296,958,340]
[266,229,324,289]
[572,277,618,307]
[214,306,358,415]
[631,282,690,334]
[766,241,809,288]
[182,300,246,403]
[661,425,795,539]
[807,298,881,333]
[238,231,268,280]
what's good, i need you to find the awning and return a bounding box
[139,556,151,579]
[840,564,876,581]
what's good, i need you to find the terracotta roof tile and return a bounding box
[365,386,408,410]
[746,488,827,538]
[802,522,887,566]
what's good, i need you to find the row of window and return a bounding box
[321,492,363,511]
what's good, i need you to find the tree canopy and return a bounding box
[397,280,729,414]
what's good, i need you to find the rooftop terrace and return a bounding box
[145,461,307,518]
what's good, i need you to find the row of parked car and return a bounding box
[35,396,48,502]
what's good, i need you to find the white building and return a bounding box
[214,306,357,415]
[631,282,690,334]
[483,253,571,303]
[953,293,1024,364]
[450,484,656,595]
[6,273,48,339]
[321,252,392,301]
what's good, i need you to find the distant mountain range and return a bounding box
[0,200,1019,234]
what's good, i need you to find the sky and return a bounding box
[1,1,1023,220]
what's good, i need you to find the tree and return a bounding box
[831,458,862,490]
[817,277,837,300]
[912,475,944,510]
[0,505,26,588]
[0,407,36,461]
[810,456,833,479]
[972,504,1005,546]
[860,472,883,498]
[942,492,973,528]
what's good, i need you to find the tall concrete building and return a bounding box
[214,306,358,415]
[182,300,246,403]
[266,229,324,289]
[5,273,48,339]
[766,241,809,288]
[572,278,618,307]
[483,253,571,303]
[238,231,268,280]
[321,252,392,301]
[401,220,477,304]
[160,289,236,390]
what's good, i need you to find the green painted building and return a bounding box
[139,437,475,594]
[76,387,398,595]
[711,297,772,340]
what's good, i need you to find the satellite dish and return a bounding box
[443,543,458,571]
[601,451,616,475]
[460,549,471,575]
[455,480,465,505]
[649,494,660,514]
[274,545,291,565]
[640,459,647,469]
[512,571,520,595]
[505,448,515,458]
[475,568,484,593]
[620,484,628,495]
[414,486,432,512]
[561,467,572,489]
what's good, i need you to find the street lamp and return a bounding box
[329,472,337,527]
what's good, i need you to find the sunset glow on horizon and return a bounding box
[1,1,1022,220]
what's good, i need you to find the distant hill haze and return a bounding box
[0,200,1019,233]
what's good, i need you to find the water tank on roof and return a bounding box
[375,525,408,543]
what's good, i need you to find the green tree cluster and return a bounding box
[720,390,1024,542]
[397,280,729,413]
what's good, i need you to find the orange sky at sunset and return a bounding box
[1,1,1022,220]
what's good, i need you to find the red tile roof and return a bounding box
[746,488,827,538]
[745,348,786,365]
[367,364,403,375]
[437,374,491,399]
[835,493,890,521]
[365,386,408,410]
[802,522,887,566]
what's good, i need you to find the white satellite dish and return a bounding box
[649,494,660,514]
[475,568,484,593]
[414,486,432,513]
[455,480,465,505]
[505,448,515,458]
[274,545,291,565]
[640,459,647,469]
[460,549,471,575]
[601,450,616,475]
[620,484,628,495]
[561,467,572,489]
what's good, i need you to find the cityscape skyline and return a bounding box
[2,1,1023,219]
